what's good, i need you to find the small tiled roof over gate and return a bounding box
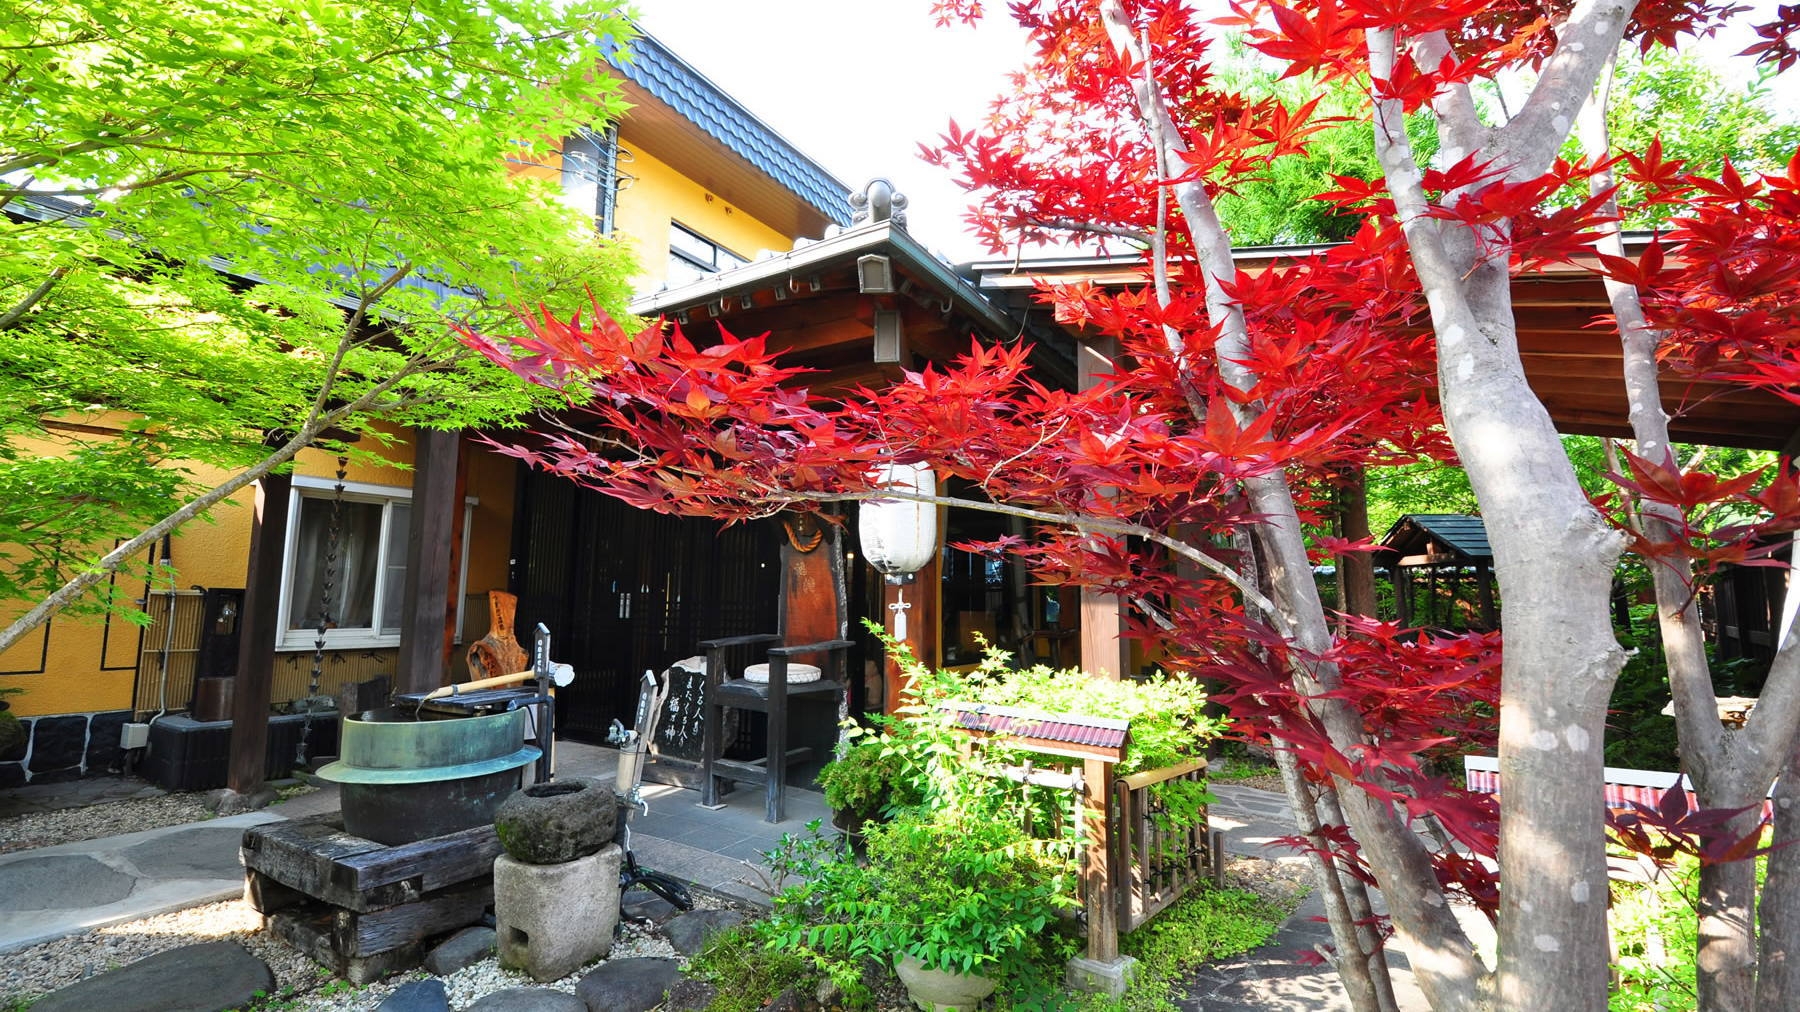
[1378,513,1493,565]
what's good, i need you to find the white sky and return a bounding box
[634,1,1799,263]
[633,1,1031,262]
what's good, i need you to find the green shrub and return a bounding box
[815,718,927,823]
[686,921,866,1012]
[767,809,1077,981]
[1610,856,1700,1011]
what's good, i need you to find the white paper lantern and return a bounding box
[858,461,938,584]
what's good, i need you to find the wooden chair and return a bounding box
[697,633,854,823]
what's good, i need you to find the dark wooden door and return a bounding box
[509,466,781,742]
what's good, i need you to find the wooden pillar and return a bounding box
[1076,334,1130,681]
[1477,560,1497,630]
[1080,589,1129,680]
[226,471,292,795]
[396,428,459,695]
[1395,568,1412,627]
[1336,467,1376,618]
[880,555,938,715]
[443,436,470,674]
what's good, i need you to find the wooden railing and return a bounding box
[1110,759,1223,933]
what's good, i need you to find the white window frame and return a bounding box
[667,221,747,280]
[275,475,476,651]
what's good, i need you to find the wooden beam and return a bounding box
[228,471,292,794]
[396,429,459,695]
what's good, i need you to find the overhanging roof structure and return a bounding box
[969,241,1800,452]
[1376,514,1493,568]
[632,219,1077,390]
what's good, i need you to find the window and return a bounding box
[666,222,748,288]
[275,477,473,651]
[560,127,621,235]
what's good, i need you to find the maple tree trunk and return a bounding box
[1700,815,1764,1010]
[1404,236,1622,1010]
[1365,8,1640,998]
[1314,782,1402,1012]
[1576,69,1800,1007]
[1245,473,1490,1012]
[1757,741,1800,1012]
[1270,735,1392,1012]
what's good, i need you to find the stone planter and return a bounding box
[894,953,997,1012]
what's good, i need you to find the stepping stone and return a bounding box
[424,926,496,975]
[620,891,678,924]
[0,854,133,911]
[663,908,747,956]
[32,941,273,1012]
[468,987,586,1011]
[120,825,249,879]
[575,957,683,1012]
[376,979,449,1012]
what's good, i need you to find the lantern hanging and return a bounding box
[859,461,937,642]
[858,462,938,585]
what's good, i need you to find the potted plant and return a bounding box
[815,722,926,837]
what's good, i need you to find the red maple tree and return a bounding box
[466,2,1800,1009]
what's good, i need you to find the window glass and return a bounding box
[665,255,712,289]
[669,225,717,263]
[280,482,471,649]
[289,498,383,631]
[667,222,745,284]
[379,504,411,635]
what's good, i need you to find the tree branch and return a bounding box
[1497,0,1641,181]
[1020,215,1150,244]
[0,266,69,331]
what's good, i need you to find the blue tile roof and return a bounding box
[606,31,851,227]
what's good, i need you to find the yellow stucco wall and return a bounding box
[614,142,793,287]
[2,425,520,718]
[10,116,808,717]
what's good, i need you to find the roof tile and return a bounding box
[606,32,851,226]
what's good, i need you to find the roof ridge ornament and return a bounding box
[849,178,908,230]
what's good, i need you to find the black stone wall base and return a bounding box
[28,715,88,776]
[1,709,136,786]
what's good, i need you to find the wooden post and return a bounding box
[396,428,459,695]
[227,471,292,795]
[1076,334,1130,681]
[443,435,469,675]
[880,557,937,716]
[1336,467,1377,618]
[1082,757,1118,962]
[1079,589,1129,680]
[1476,559,1497,630]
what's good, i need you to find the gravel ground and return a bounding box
[1,861,1308,1010]
[0,782,1308,1010]
[0,792,218,855]
[1,890,725,1010]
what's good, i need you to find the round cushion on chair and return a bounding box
[742,662,823,684]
